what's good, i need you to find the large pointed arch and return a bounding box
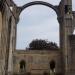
[16,1,60,49]
[19,1,60,17]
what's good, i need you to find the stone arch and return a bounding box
[16,1,60,49]
[20,1,60,17]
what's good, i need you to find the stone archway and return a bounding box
[16,1,60,20]
[19,1,60,17]
[16,1,60,49]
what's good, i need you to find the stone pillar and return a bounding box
[0,11,2,53]
[0,11,3,75]
[0,10,6,75]
[7,16,16,75]
[59,0,73,75]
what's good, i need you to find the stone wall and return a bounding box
[13,50,62,75]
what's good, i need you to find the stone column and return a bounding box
[0,11,3,75]
[0,11,6,75]
[59,0,73,75]
[7,15,17,75]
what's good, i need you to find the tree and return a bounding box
[27,39,59,50]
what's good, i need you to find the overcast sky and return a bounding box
[13,0,75,49]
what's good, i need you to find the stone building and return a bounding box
[0,0,75,75]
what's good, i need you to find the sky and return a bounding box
[13,0,75,49]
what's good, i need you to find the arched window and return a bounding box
[20,60,26,72]
[49,60,55,71]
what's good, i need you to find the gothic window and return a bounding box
[20,60,26,72]
[49,60,55,71]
